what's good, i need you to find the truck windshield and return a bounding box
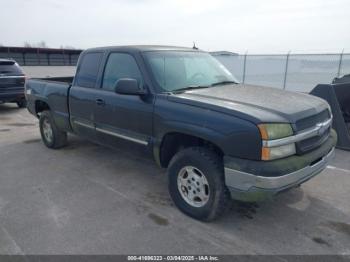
[144,51,238,93]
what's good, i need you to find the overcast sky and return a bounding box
[1,0,349,54]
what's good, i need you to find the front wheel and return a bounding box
[39,110,67,149]
[167,147,230,221]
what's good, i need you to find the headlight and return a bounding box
[258,123,295,160]
[258,123,293,140]
[261,143,296,161]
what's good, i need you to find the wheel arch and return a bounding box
[35,99,50,117]
[156,131,224,168]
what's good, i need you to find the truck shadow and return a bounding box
[0,104,23,117]
[214,189,350,253]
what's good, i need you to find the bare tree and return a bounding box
[60,45,76,50]
[24,42,32,48]
[37,41,47,48]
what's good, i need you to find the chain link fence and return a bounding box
[213,52,350,93]
[1,47,349,92]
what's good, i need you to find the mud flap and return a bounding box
[310,84,350,151]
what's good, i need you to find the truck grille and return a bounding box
[295,109,331,154]
[295,109,330,131]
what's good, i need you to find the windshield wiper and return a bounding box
[170,81,237,94]
[172,85,210,93]
[210,80,237,86]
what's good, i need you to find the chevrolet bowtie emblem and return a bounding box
[316,122,328,136]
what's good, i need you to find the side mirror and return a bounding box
[114,78,146,95]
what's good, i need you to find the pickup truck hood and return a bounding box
[168,84,328,124]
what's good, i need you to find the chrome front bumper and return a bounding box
[224,147,335,202]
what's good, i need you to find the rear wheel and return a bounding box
[168,147,230,221]
[39,110,67,149]
[16,99,27,108]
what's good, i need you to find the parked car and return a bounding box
[25,46,337,221]
[0,59,27,108]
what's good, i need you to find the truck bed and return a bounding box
[25,77,74,132]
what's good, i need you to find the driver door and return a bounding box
[93,52,153,148]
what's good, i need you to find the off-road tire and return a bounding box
[39,110,67,149]
[16,99,27,108]
[168,147,231,221]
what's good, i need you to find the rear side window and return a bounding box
[102,53,143,91]
[0,61,24,75]
[75,53,103,88]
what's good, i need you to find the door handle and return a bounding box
[95,98,105,106]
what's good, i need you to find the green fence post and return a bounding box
[337,49,344,77]
[283,51,290,90]
[242,52,247,84]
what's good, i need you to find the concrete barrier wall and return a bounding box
[22,66,76,78]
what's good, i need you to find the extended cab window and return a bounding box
[75,52,103,88]
[102,53,143,91]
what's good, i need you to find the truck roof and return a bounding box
[85,45,203,53]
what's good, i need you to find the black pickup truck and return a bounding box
[26,46,337,221]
